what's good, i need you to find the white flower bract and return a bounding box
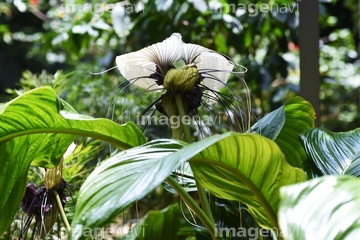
[116,33,234,93]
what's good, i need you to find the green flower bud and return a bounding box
[163,65,199,93]
[45,158,63,191]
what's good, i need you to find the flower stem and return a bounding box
[52,189,71,233]
[173,93,215,227]
[174,94,192,142]
[166,176,217,239]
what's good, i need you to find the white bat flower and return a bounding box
[115,33,249,133]
[116,33,234,94]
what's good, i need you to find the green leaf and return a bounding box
[191,134,306,229]
[122,204,180,240]
[177,227,195,239]
[251,97,315,167]
[0,87,145,234]
[71,139,185,239]
[251,103,285,140]
[300,128,360,176]
[0,87,145,152]
[279,175,360,240]
[72,132,305,238]
[71,132,237,238]
[275,97,315,167]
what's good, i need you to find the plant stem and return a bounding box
[52,190,71,233]
[192,170,214,222]
[173,93,215,225]
[174,94,192,142]
[166,176,217,240]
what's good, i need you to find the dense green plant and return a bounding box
[1,76,360,240]
[0,85,297,239]
[1,73,359,239]
[1,0,359,239]
[0,31,359,240]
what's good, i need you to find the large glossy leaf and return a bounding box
[0,87,146,234]
[71,139,185,239]
[279,175,360,239]
[122,203,180,240]
[71,132,243,238]
[0,87,145,152]
[275,97,315,167]
[190,134,306,229]
[300,128,360,176]
[72,132,305,238]
[252,97,315,167]
[251,97,315,167]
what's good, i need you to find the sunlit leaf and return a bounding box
[275,97,315,167]
[252,97,315,167]
[72,132,305,238]
[191,133,306,229]
[0,87,145,234]
[71,139,185,239]
[72,132,236,238]
[279,175,360,239]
